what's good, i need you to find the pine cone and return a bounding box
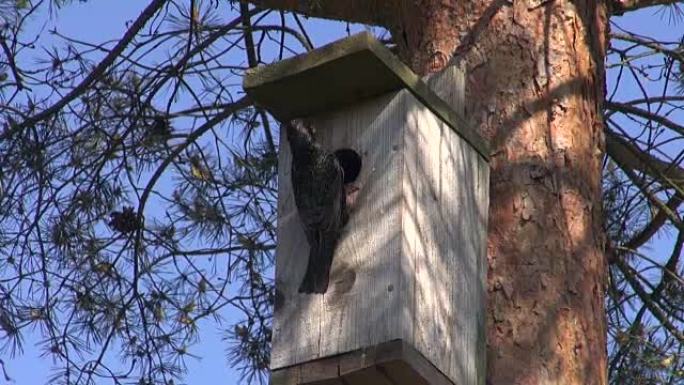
[109,206,142,234]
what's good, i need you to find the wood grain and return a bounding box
[271,65,489,385]
[271,340,455,385]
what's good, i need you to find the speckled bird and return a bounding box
[286,120,348,294]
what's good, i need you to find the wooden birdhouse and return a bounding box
[244,32,490,385]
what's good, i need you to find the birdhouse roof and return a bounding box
[243,32,489,160]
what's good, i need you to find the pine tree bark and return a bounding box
[251,1,609,384]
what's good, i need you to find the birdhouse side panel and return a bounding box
[401,91,488,385]
[424,64,465,117]
[271,92,406,370]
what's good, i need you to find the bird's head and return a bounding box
[285,119,315,142]
[285,119,317,161]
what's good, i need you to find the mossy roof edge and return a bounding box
[243,32,490,161]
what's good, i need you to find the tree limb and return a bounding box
[623,194,682,251]
[610,0,682,15]
[132,95,252,295]
[245,0,392,26]
[606,101,684,138]
[0,37,23,90]
[240,3,277,154]
[616,95,684,106]
[611,32,684,62]
[616,160,684,231]
[615,258,684,343]
[608,129,684,236]
[605,130,684,186]
[3,0,167,137]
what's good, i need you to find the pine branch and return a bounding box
[3,0,168,138]
[245,0,391,26]
[606,130,684,194]
[606,101,684,138]
[610,0,683,15]
[623,194,682,251]
[615,258,684,343]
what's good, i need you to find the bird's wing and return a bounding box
[291,151,345,233]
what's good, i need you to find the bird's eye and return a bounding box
[334,148,362,183]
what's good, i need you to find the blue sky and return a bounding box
[4,2,368,384]
[3,1,681,385]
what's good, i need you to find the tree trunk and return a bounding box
[416,2,608,385]
[252,1,609,384]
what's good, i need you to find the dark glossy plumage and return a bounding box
[286,120,347,294]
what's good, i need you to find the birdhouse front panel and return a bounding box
[271,87,489,385]
[272,91,406,369]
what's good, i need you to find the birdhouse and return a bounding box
[244,32,489,385]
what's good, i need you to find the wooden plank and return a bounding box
[271,126,322,368]
[403,93,447,377]
[401,89,488,385]
[425,64,466,117]
[475,139,490,385]
[343,367,394,385]
[426,63,489,385]
[401,343,457,385]
[377,361,427,385]
[307,380,344,385]
[444,117,461,382]
[315,93,404,360]
[299,358,340,384]
[270,367,296,385]
[272,92,405,370]
[270,340,457,385]
[337,340,403,376]
[360,42,489,161]
[243,32,490,160]
[243,32,406,122]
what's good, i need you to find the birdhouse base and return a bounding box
[270,340,455,385]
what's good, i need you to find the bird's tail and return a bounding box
[298,233,336,294]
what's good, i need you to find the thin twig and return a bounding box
[5,0,168,138]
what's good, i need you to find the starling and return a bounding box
[286,120,350,294]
